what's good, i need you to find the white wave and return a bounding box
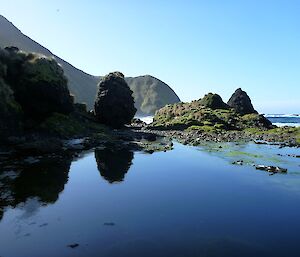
[265,114,300,118]
[273,123,300,127]
[138,116,153,124]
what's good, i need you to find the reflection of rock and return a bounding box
[0,156,72,213]
[12,156,71,205]
[95,148,134,183]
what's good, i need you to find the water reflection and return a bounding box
[12,157,71,204]
[0,155,72,220]
[95,148,134,183]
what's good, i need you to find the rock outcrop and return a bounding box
[227,88,257,115]
[151,91,272,131]
[94,72,136,128]
[198,93,229,110]
[15,56,74,120]
[0,47,75,139]
[0,47,74,121]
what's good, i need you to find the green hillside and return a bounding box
[0,15,180,115]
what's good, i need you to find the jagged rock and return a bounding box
[199,93,229,110]
[151,90,273,131]
[227,88,257,115]
[16,138,63,155]
[94,72,136,128]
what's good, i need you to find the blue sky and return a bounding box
[1,0,299,113]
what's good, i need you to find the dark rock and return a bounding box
[0,47,74,122]
[74,103,87,113]
[13,56,74,120]
[227,88,257,115]
[103,222,115,226]
[143,133,157,141]
[0,76,23,139]
[232,160,244,165]
[255,165,287,173]
[130,118,147,129]
[145,150,155,154]
[94,72,136,128]
[67,244,79,249]
[199,93,229,110]
[16,138,63,155]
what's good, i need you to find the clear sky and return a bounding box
[1,0,299,113]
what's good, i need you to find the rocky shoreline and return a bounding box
[142,128,300,148]
[1,119,298,170]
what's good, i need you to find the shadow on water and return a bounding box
[0,155,72,221]
[95,148,134,183]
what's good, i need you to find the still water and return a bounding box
[0,142,300,257]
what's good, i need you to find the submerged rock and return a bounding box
[67,244,79,249]
[255,165,287,173]
[94,72,136,128]
[227,88,257,115]
[143,133,157,142]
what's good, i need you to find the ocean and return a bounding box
[265,114,300,127]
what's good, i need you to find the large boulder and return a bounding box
[227,88,257,115]
[94,72,136,128]
[199,93,229,110]
[15,56,74,120]
[0,47,74,121]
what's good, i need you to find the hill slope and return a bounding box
[125,75,180,116]
[0,15,180,115]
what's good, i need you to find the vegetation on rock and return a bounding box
[94,72,136,128]
[198,93,229,110]
[151,89,272,131]
[39,104,109,139]
[1,47,74,120]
